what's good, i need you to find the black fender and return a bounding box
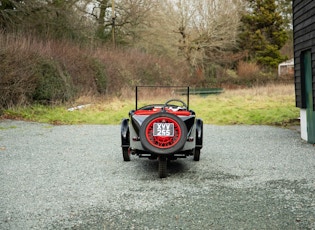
[196,118,203,149]
[121,118,130,148]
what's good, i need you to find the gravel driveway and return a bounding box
[0,120,314,229]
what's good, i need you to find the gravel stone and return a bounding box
[0,120,314,229]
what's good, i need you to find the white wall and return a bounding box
[300,109,307,141]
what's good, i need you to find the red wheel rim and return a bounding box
[145,116,182,149]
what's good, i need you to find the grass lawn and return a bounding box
[1,84,299,126]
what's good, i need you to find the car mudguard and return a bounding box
[121,118,130,148]
[196,118,203,148]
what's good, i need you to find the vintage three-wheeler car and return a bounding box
[121,86,203,178]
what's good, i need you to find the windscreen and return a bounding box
[135,86,189,110]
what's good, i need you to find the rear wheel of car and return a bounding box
[122,147,130,161]
[139,112,187,154]
[158,157,167,178]
[193,148,200,161]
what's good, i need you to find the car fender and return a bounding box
[196,118,203,148]
[121,118,130,147]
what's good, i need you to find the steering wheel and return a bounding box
[163,99,187,111]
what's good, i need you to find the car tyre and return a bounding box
[193,148,200,161]
[158,157,167,178]
[122,147,130,161]
[139,112,187,154]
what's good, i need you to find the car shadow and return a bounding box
[136,158,190,178]
[168,160,189,175]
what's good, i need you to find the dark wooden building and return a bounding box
[293,0,315,144]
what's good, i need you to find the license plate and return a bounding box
[153,123,174,136]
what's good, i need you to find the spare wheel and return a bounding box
[139,112,187,154]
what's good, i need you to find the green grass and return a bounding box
[190,95,299,125]
[1,84,300,126]
[0,125,17,130]
[2,102,130,125]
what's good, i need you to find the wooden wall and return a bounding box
[293,0,315,109]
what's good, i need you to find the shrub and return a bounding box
[32,59,75,103]
[0,32,192,108]
[237,61,261,81]
[95,48,190,95]
[0,46,38,108]
[91,59,107,94]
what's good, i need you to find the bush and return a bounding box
[32,59,75,103]
[91,59,107,94]
[0,32,191,109]
[96,48,190,95]
[237,61,261,81]
[0,47,38,108]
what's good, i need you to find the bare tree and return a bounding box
[77,0,156,45]
[123,0,245,74]
[163,0,245,67]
